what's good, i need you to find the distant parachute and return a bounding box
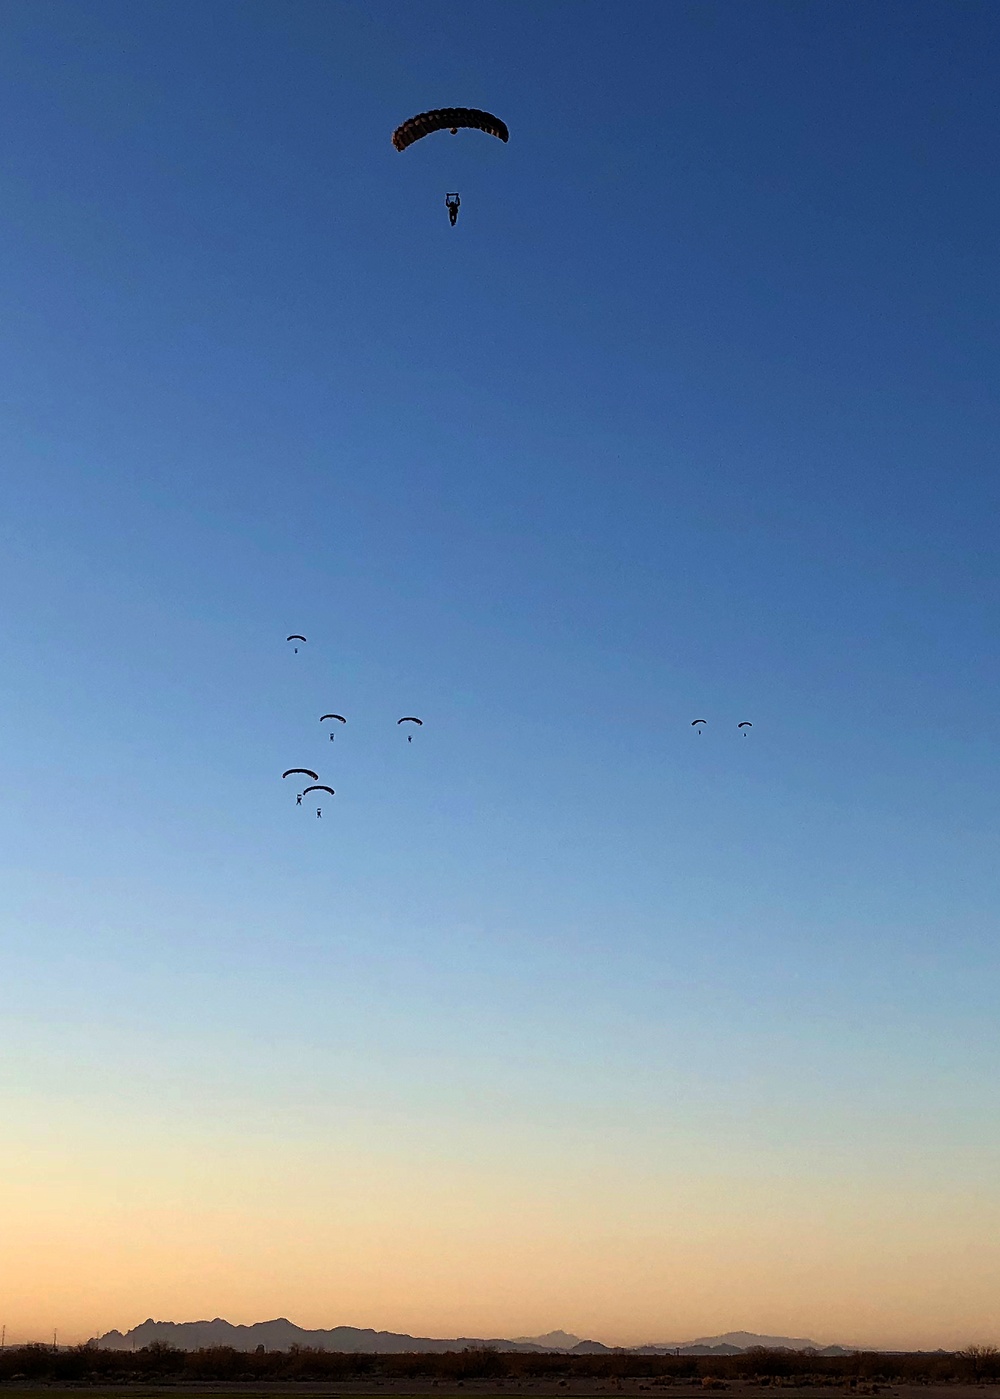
[738,722,753,729]
[302,785,335,797]
[691,719,707,728]
[287,633,306,653]
[392,108,509,152]
[397,717,423,726]
[282,768,319,781]
[320,714,347,724]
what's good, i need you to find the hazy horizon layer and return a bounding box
[2,0,999,1355]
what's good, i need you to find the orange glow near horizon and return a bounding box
[3,1100,999,1352]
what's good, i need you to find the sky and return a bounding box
[1,0,999,1353]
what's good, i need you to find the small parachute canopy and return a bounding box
[392,108,509,152]
[398,717,423,726]
[302,784,335,797]
[320,714,347,724]
[283,768,319,781]
[286,634,306,642]
[691,719,707,727]
[738,722,753,729]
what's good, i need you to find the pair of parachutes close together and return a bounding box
[282,636,424,814]
[692,720,754,735]
[392,107,509,225]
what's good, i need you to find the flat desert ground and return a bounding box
[5,1383,998,1399]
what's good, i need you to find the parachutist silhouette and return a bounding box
[296,794,302,805]
[329,732,335,741]
[316,807,322,819]
[446,192,460,226]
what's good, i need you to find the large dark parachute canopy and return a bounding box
[320,714,347,724]
[392,108,509,151]
[302,785,335,797]
[738,722,753,729]
[282,768,319,781]
[691,719,707,727]
[397,717,423,726]
[286,635,306,642]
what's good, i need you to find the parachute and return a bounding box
[287,633,306,653]
[283,768,319,781]
[691,719,707,727]
[392,108,509,152]
[738,722,753,729]
[302,785,335,797]
[320,714,346,724]
[397,717,423,725]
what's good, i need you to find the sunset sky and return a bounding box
[2,0,999,1350]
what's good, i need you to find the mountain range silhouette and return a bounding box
[92,1319,853,1356]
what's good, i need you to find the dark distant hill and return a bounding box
[513,1333,584,1350]
[642,1333,840,1355]
[93,1319,546,1354]
[513,1334,611,1355]
[92,1319,857,1357]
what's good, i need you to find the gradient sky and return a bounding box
[2,0,999,1352]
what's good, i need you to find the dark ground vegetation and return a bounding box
[1,1345,999,1389]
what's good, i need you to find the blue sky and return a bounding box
[1,0,999,1348]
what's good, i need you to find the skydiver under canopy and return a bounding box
[446,192,460,226]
